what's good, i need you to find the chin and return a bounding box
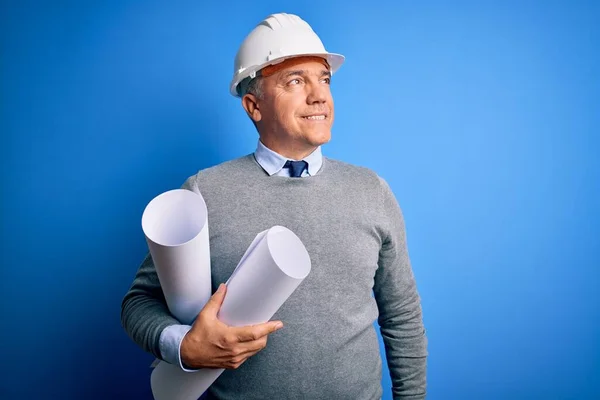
[307,130,331,146]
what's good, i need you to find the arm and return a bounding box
[120,175,200,363]
[373,177,428,399]
[120,175,283,370]
[120,250,188,361]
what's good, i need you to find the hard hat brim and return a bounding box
[230,52,345,98]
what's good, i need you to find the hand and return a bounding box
[180,283,283,370]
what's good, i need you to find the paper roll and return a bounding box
[141,188,212,325]
[150,225,312,400]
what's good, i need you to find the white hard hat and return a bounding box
[230,13,345,97]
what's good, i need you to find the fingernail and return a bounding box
[275,322,283,329]
[218,283,225,292]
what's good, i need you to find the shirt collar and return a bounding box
[254,140,323,176]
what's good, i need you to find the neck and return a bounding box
[259,135,318,160]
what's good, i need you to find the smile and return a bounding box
[302,115,327,120]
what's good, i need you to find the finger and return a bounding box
[226,357,247,370]
[232,321,283,342]
[201,283,227,317]
[236,336,269,355]
[211,339,267,369]
[224,339,268,366]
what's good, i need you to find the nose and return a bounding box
[306,80,328,105]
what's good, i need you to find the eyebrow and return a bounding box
[281,69,331,79]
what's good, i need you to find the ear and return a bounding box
[242,94,262,123]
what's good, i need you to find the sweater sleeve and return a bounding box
[373,177,428,399]
[120,174,200,360]
[120,251,181,360]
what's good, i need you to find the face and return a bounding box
[243,59,335,158]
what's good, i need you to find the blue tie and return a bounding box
[284,160,308,178]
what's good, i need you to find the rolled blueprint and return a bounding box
[150,225,312,400]
[141,189,212,325]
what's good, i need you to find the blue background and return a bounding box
[2,1,599,399]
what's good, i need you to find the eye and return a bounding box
[288,78,301,85]
[322,77,331,84]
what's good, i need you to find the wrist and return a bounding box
[180,334,193,367]
[179,331,202,370]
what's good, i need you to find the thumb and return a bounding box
[202,283,227,317]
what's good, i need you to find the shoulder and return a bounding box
[199,154,254,178]
[182,154,255,187]
[323,157,387,190]
[324,157,401,207]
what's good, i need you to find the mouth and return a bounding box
[301,114,328,121]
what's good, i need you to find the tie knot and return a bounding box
[284,160,308,178]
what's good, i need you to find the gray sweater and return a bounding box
[121,155,428,399]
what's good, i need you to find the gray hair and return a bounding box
[237,76,264,130]
[238,76,264,99]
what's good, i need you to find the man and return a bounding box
[121,12,427,399]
